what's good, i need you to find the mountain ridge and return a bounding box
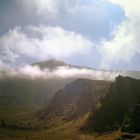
[38,78,111,122]
[31,59,140,80]
[31,59,140,72]
[31,59,95,70]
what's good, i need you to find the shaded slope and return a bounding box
[39,78,111,121]
[85,76,140,132]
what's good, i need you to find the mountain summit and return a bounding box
[32,59,67,69]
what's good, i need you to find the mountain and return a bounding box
[38,78,111,122]
[0,59,140,139]
[0,59,97,122]
[32,59,140,79]
[0,59,140,122]
[85,76,140,133]
[32,59,67,69]
[32,58,94,70]
[0,60,71,122]
[34,75,140,139]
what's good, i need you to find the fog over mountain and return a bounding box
[0,0,140,139]
[1,59,140,81]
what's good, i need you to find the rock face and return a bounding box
[128,102,140,133]
[39,78,111,121]
[86,76,140,132]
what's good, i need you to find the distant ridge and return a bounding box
[31,59,94,70]
[32,59,67,69]
[31,59,140,79]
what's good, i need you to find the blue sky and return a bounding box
[0,0,139,70]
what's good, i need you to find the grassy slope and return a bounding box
[0,114,124,140]
[0,76,75,122]
[0,78,112,140]
[1,128,139,140]
[0,124,135,140]
[0,77,47,121]
[1,113,139,140]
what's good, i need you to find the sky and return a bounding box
[0,0,140,71]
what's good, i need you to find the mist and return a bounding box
[1,65,126,81]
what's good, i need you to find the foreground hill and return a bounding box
[38,75,140,134]
[0,76,69,121]
[0,59,96,121]
[0,59,116,122]
[39,78,111,122]
[0,59,140,140]
[0,75,140,139]
[85,76,140,133]
[0,59,140,122]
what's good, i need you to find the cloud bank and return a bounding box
[0,0,139,70]
[0,25,92,68]
[7,65,123,81]
[100,0,140,68]
[22,0,79,18]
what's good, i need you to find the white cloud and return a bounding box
[22,0,79,18]
[0,25,93,67]
[7,65,123,81]
[108,0,140,16]
[9,65,47,79]
[100,0,140,68]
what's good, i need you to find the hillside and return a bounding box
[0,60,140,140]
[0,59,91,121]
[85,76,140,133]
[38,78,111,128]
[0,59,117,122]
[0,59,78,122]
[32,59,67,69]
